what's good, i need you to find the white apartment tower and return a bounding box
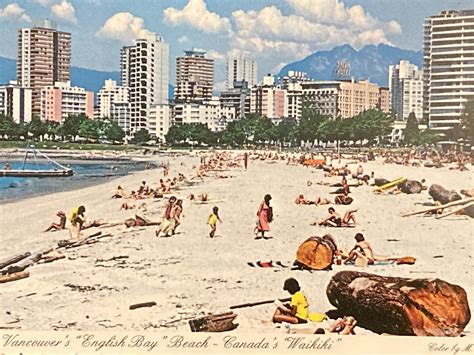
[175,50,214,103]
[97,79,130,134]
[120,33,169,134]
[423,10,474,135]
[226,53,257,89]
[17,20,71,117]
[389,60,423,121]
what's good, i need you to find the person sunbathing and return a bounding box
[335,195,353,205]
[112,185,126,199]
[313,316,357,335]
[344,233,375,265]
[313,207,357,227]
[315,197,331,205]
[43,211,67,232]
[124,215,161,228]
[295,195,315,205]
[120,201,135,210]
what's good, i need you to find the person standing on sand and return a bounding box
[244,152,248,170]
[171,199,183,235]
[256,194,272,239]
[208,206,222,238]
[68,206,86,239]
[156,196,176,237]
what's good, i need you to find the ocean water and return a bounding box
[0,159,148,202]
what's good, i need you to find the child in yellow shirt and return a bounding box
[207,206,222,238]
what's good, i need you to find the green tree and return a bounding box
[61,114,88,141]
[103,119,125,143]
[79,119,102,141]
[26,117,47,140]
[460,99,474,144]
[275,118,297,146]
[403,112,420,146]
[0,114,18,139]
[131,128,150,144]
[418,129,440,145]
[45,120,60,141]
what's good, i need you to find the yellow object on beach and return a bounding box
[208,213,218,226]
[308,313,326,322]
[374,177,407,191]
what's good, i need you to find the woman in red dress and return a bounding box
[256,194,272,239]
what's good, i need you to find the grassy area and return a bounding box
[0,140,149,151]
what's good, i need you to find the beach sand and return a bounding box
[0,151,472,334]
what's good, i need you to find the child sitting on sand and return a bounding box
[273,278,311,324]
[43,211,67,232]
[208,206,222,238]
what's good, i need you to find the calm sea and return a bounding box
[0,159,148,202]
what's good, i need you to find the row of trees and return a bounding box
[0,114,127,143]
[166,107,404,147]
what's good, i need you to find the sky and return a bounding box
[0,0,472,90]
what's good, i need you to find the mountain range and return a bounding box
[0,56,174,98]
[278,44,423,87]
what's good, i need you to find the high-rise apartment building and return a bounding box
[219,80,250,119]
[423,10,474,135]
[249,75,287,119]
[40,81,94,122]
[226,53,257,89]
[17,20,71,117]
[120,33,169,134]
[389,60,423,121]
[175,50,214,103]
[97,79,130,134]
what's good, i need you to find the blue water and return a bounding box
[0,159,147,202]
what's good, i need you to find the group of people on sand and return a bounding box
[155,196,183,237]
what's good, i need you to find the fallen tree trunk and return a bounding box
[429,184,462,204]
[0,271,29,284]
[0,252,31,270]
[326,271,470,336]
[1,247,53,275]
[436,201,474,219]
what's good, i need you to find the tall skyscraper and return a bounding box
[120,33,169,134]
[226,53,257,89]
[423,10,474,135]
[175,49,214,103]
[17,20,71,117]
[389,60,423,121]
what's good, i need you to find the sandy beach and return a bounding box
[0,150,472,335]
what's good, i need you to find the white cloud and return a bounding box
[213,80,226,93]
[207,49,225,61]
[0,3,31,22]
[51,0,77,24]
[33,0,53,7]
[164,0,231,34]
[178,35,189,44]
[96,12,153,44]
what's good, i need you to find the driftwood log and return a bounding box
[295,235,337,270]
[326,271,470,336]
[429,184,462,204]
[0,271,30,284]
[1,248,53,275]
[189,312,238,332]
[399,180,423,194]
[0,252,31,270]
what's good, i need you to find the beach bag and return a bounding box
[267,207,273,222]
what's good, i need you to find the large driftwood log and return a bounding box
[326,271,470,336]
[0,252,31,270]
[1,247,53,275]
[0,271,30,284]
[295,235,337,270]
[429,184,462,204]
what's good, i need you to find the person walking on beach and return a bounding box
[244,152,248,170]
[68,205,86,239]
[256,194,272,239]
[156,196,176,237]
[171,199,183,235]
[208,206,222,238]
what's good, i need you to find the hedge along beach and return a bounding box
[0,149,472,336]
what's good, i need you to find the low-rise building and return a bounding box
[219,80,250,119]
[148,104,171,142]
[40,81,94,122]
[249,75,287,119]
[0,82,32,124]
